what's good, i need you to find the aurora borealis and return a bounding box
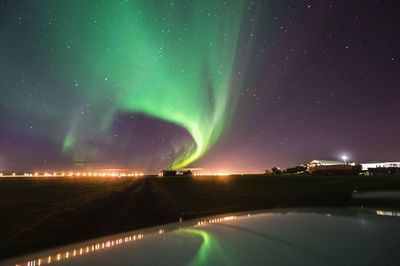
[1,0,250,171]
[1,1,399,172]
[56,1,247,169]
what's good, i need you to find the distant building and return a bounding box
[159,169,193,177]
[271,167,282,174]
[179,170,193,176]
[360,162,400,171]
[307,160,344,168]
[159,170,178,177]
[360,162,400,175]
[309,164,361,175]
[285,164,307,174]
[307,160,360,175]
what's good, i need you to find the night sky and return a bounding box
[0,0,399,173]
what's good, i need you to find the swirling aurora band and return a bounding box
[177,228,231,266]
[51,0,247,169]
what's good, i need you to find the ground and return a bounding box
[1,174,400,260]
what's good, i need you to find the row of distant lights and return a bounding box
[376,210,400,217]
[1,172,237,177]
[196,215,238,226]
[17,233,145,266]
[193,173,232,177]
[0,172,145,177]
[196,211,400,225]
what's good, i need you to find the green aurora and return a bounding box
[49,0,247,169]
[177,228,232,265]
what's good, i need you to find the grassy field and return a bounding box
[1,174,400,260]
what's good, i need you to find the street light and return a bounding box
[341,155,348,164]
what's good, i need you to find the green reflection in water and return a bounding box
[177,228,232,266]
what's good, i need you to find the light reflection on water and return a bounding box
[15,209,396,266]
[14,215,238,266]
[18,234,144,266]
[376,210,400,217]
[176,227,233,266]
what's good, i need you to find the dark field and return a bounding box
[1,174,400,260]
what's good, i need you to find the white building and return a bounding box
[360,162,400,171]
[307,160,344,168]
